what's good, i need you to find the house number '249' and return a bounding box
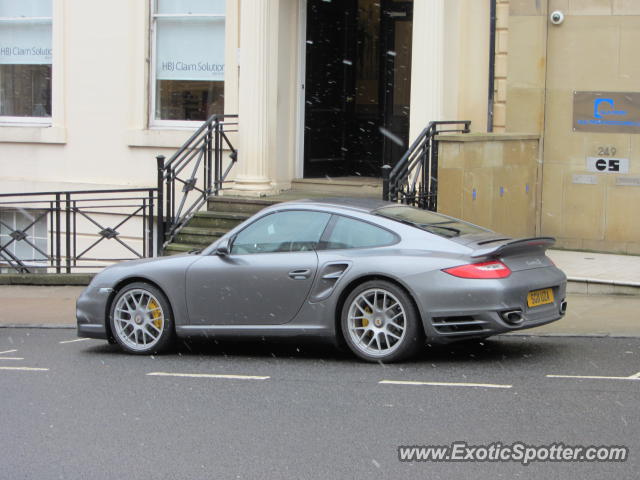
[597,146,617,156]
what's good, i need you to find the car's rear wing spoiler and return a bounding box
[471,237,556,259]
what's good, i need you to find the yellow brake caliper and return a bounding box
[148,299,163,329]
[362,306,372,327]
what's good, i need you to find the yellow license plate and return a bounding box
[527,288,554,308]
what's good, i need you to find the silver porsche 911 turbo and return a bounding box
[77,197,567,362]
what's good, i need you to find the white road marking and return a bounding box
[146,372,270,380]
[547,374,640,381]
[59,338,91,344]
[379,380,512,389]
[0,357,24,361]
[0,366,49,372]
[0,349,18,355]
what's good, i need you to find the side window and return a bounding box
[231,211,331,254]
[324,216,396,250]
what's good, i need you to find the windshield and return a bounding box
[375,205,490,238]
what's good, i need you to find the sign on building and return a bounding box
[156,16,225,82]
[0,3,52,65]
[585,157,629,174]
[573,92,640,134]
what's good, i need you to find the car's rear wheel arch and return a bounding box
[334,274,423,346]
[105,277,174,341]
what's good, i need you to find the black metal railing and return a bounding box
[0,115,239,273]
[0,189,157,273]
[382,120,471,210]
[156,114,238,249]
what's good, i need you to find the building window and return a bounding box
[0,0,52,122]
[151,0,225,125]
[0,209,48,271]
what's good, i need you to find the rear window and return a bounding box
[375,205,489,238]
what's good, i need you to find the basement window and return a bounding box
[0,208,48,271]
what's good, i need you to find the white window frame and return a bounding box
[149,1,226,129]
[0,11,54,126]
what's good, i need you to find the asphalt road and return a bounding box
[0,329,638,480]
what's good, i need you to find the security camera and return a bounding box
[550,10,564,25]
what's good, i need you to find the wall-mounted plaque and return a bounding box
[573,92,640,134]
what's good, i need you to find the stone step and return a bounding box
[188,210,252,229]
[207,196,278,214]
[174,228,226,246]
[290,177,382,197]
[179,226,229,237]
[163,243,198,255]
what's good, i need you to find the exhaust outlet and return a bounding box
[560,300,568,315]
[501,310,524,325]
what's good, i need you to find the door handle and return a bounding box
[288,269,311,280]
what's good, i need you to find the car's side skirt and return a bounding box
[176,324,332,339]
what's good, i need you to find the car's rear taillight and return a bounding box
[443,261,512,279]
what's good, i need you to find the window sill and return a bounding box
[126,128,195,148]
[0,126,67,144]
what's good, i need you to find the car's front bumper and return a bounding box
[76,286,112,339]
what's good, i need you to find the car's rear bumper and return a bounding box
[412,266,567,343]
[423,304,566,343]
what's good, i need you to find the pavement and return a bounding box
[0,249,639,336]
[547,249,640,295]
[0,285,85,328]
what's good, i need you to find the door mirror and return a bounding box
[215,238,231,256]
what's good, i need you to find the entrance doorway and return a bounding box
[303,0,413,178]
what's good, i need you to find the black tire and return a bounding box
[109,282,175,355]
[340,280,423,363]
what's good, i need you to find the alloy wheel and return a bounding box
[112,288,165,352]
[346,288,407,358]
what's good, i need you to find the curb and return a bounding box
[567,277,640,296]
[0,274,93,286]
[0,324,75,329]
